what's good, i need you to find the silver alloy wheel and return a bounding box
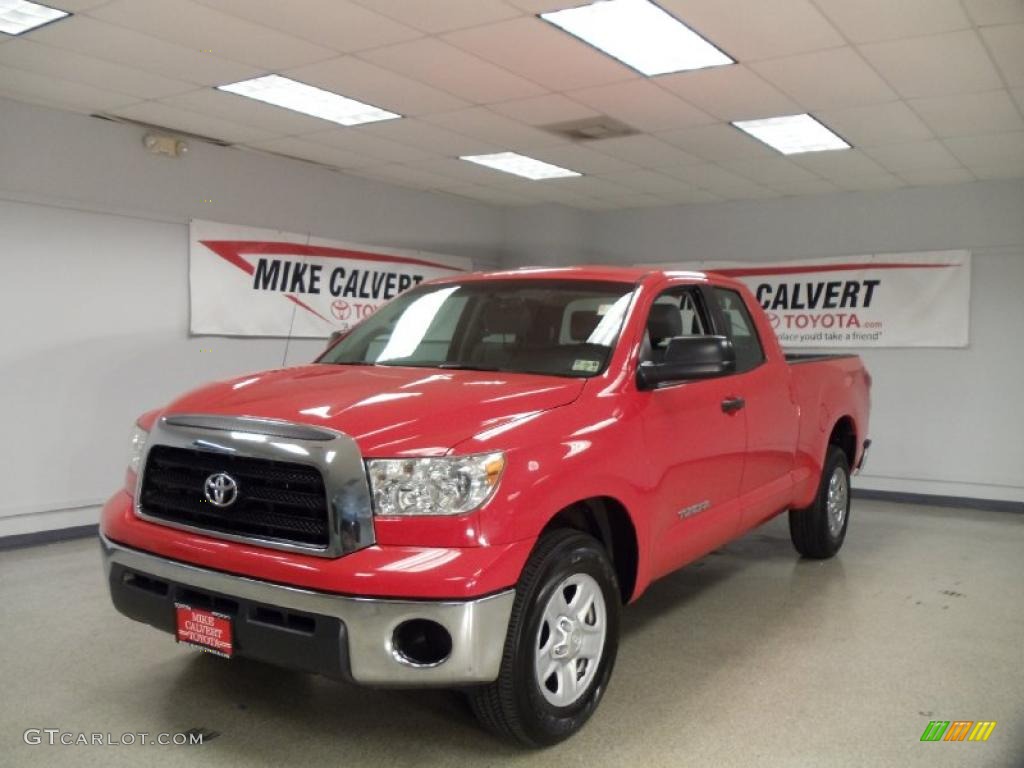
[826,465,849,537]
[534,572,607,708]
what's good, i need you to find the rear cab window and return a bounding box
[710,287,766,373]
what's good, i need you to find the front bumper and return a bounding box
[101,534,514,686]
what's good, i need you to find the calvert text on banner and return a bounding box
[671,251,970,348]
[190,219,472,337]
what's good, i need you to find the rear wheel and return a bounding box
[789,446,851,559]
[468,529,620,747]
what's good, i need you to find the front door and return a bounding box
[637,286,748,579]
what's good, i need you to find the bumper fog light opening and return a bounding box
[391,619,453,668]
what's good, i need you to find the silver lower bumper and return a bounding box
[100,535,514,686]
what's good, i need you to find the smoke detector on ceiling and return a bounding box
[540,116,639,142]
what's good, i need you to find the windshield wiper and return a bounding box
[437,362,504,372]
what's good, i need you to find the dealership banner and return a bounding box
[189,219,472,337]
[671,251,971,348]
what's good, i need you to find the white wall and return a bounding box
[503,180,1024,504]
[0,98,503,536]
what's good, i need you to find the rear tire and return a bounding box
[789,446,851,559]
[468,529,620,747]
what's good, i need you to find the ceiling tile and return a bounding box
[351,163,465,190]
[790,149,887,179]
[720,155,821,184]
[962,0,1024,26]
[1014,88,1024,113]
[351,0,520,33]
[192,0,423,53]
[980,24,1024,87]
[0,39,195,99]
[599,169,700,197]
[360,38,546,103]
[526,143,637,174]
[89,0,337,71]
[588,134,703,167]
[503,0,585,11]
[159,88,335,136]
[658,0,845,61]
[657,123,779,161]
[816,101,933,146]
[0,65,138,113]
[299,128,437,163]
[752,47,897,109]
[353,118,499,156]
[28,15,259,85]
[863,140,962,171]
[657,65,800,121]
[896,167,976,186]
[406,156,527,186]
[943,131,1024,166]
[110,101,275,143]
[568,80,714,132]
[909,90,1024,137]
[490,94,599,126]
[420,107,562,150]
[831,173,905,191]
[772,179,841,196]
[660,162,756,188]
[541,175,631,198]
[244,137,381,169]
[813,0,969,43]
[444,16,635,91]
[593,192,672,209]
[860,30,1004,98]
[47,0,115,8]
[970,160,1024,178]
[444,184,536,206]
[660,187,721,204]
[284,56,469,116]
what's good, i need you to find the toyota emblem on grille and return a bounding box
[204,472,239,507]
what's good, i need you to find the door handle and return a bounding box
[721,397,745,414]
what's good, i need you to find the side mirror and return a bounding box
[637,335,736,390]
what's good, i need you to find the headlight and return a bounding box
[128,425,149,474]
[366,452,505,517]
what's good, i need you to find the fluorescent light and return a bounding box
[460,152,582,180]
[732,114,851,155]
[0,0,69,35]
[540,0,733,76]
[217,75,401,126]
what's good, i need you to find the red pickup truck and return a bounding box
[101,267,870,746]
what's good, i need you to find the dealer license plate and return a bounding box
[175,604,233,658]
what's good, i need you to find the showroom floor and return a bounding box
[2,500,1021,767]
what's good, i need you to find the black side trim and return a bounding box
[852,489,1023,514]
[785,353,860,364]
[0,524,99,552]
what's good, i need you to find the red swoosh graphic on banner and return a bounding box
[710,262,957,278]
[199,239,465,324]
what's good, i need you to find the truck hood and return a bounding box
[163,364,585,457]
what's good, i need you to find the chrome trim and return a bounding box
[101,535,515,686]
[135,414,375,558]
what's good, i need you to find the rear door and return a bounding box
[708,286,799,530]
[638,285,748,579]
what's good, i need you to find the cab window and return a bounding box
[711,288,765,373]
[642,288,711,364]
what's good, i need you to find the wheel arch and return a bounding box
[828,415,857,468]
[538,496,639,604]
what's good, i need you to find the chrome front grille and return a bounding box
[135,415,375,558]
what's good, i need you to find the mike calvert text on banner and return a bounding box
[189,219,472,338]
[669,251,970,349]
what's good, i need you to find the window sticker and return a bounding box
[572,359,600,373]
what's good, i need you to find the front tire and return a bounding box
[789,446,851,559]
[469,529,620,747]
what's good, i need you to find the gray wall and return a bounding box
[0,98,503,536]
[503,180,1024,504]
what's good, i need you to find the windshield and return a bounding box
[319,279,635,378]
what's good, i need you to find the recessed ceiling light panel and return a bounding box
[732,114,851,155]
[0,0,69,35]
[460,152,582,180]
[540,0,733,76]
[217,75,401,127]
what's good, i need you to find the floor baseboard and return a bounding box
[0,524,99,552]
[853,488,1023,514]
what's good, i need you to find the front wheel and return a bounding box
[468,529,620,747]
[789,446,851,559]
